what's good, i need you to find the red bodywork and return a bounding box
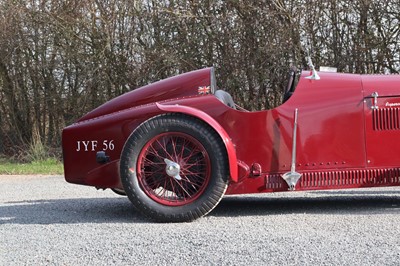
[62,67,400,194]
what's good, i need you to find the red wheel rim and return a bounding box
[136,132,211,206]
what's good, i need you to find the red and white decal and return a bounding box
[198,86,211,95]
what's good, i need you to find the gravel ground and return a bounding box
[1,175,400,266]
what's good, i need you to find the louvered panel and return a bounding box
[300,168,400,188]
[265,174,284,189]
[266,168,400,190]
[373,108,400,130]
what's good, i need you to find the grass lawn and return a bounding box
[0,158,64,175]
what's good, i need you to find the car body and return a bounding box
[62,66,400,222]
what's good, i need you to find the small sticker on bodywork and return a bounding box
[198,86,211,95]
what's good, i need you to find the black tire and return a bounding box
[120,114,229,222]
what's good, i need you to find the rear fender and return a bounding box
[156,102,239,182]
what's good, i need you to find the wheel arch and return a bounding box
[156,102,239,182]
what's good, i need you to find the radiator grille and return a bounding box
[372,108,400,130]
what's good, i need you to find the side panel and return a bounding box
[62,104,162,187]
[222,72,367,194]
[363,75,400,167]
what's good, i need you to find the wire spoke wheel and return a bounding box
[137,133,211,206]
[120,114,229,222]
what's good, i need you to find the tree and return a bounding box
[0,0,399,159]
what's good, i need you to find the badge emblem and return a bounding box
[198,86,211,95]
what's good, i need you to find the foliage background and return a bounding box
[0,0,399,160]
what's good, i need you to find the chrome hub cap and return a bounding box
[164,158,182,180]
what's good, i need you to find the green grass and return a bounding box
[0,158,64,175]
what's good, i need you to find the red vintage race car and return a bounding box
[62,65,400,222]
